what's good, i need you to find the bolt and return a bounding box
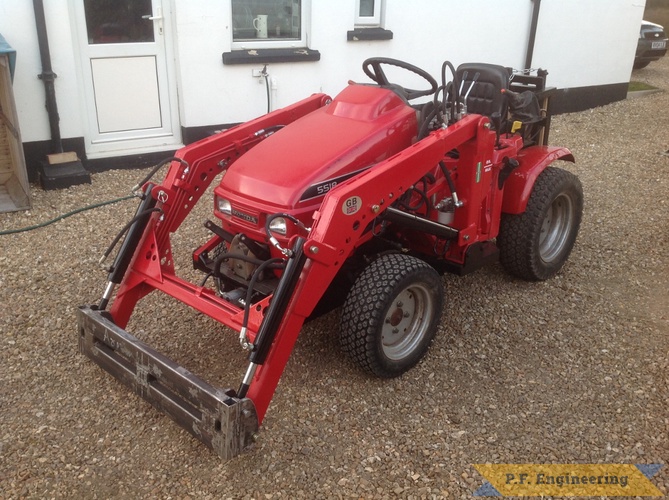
[392,328,399,334]
[309,245,319,254]
[397,301,403,307]
[463,235,470,241]
[371,204,380,213]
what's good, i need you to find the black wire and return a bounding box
[0,195,136,236]
[1,156,192,237]
[396,174,435,217]
[397,187,429,213]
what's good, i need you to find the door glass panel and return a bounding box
[84,0,154,44]
[232,0,301,41]
[359,0,375,17]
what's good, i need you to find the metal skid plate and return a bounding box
[77,305,258,459]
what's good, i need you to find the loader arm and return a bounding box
[244,114,492,419]
[106,93,331,327]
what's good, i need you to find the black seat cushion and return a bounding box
[455,63,510,119]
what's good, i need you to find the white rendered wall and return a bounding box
[0,0,84,143]
[0,0,646,146]
[531,0,645,89]
[175,0,645,128]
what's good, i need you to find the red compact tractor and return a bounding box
[78,58,582,458]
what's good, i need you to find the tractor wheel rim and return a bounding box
[539,192,574,263]
[381,284,434,360]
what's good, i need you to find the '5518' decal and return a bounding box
[299,166,371,201]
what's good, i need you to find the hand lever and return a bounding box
[491,111,502,148]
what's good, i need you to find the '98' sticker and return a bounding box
[343,196,362,216]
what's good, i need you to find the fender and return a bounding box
[501,145,575,214]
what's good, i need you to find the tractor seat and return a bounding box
[455,63,510,120]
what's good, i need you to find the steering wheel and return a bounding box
[362,57,438,101]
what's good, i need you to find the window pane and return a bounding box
[359,0,375,17]
[84,0,155,44]
[232,0,301,41]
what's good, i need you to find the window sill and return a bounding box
[347,28,393,41]
[222,48,320,65]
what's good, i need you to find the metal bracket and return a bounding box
[77,305,258,459]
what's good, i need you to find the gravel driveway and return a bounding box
[1,57,668,499]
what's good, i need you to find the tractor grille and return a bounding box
[229,202,262,228]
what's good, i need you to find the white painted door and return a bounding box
[73,0,180,157]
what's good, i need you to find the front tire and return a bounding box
[340,253,444,378]
[498,166,583,281]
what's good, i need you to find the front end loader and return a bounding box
[78,58,582,458]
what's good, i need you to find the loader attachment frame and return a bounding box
[78,305,258,459]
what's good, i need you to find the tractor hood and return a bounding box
[216,84,418,212]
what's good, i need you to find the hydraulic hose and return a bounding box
[99,207,163,266]
[438,161,462,208]
[239,257,285,348]
[248,237,307,366]
[441,60,459,123]
[131,157,189,192]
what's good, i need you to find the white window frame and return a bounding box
[355,0,382,27]
[230,0,310,50]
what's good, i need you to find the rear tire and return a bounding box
[340,253,444,377]
[498,166,583,281]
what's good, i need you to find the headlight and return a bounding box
[216,196,232,216]
[268,216,287,235]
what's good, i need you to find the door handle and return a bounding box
[142,7,163,34]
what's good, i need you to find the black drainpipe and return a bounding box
[33,0,63,154]
[525,0,542,70]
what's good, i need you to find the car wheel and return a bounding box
[339,253,444,378]
[498,166,583,281]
